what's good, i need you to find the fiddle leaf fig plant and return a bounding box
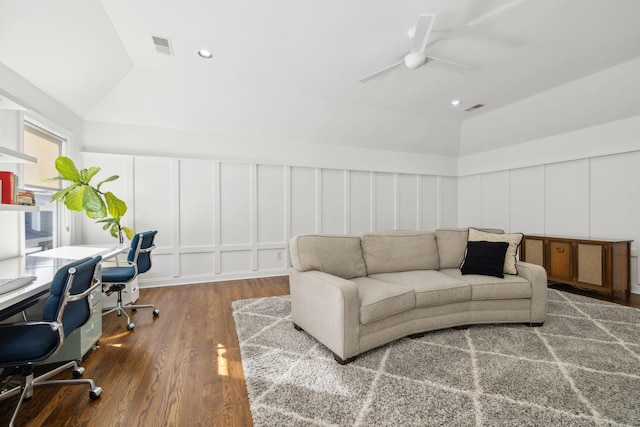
[48,156,135,243]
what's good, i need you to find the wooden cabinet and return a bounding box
[521,235,632,299]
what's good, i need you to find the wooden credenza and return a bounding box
[520,235,632,299]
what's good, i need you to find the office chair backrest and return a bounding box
[42,256,102,336]
[127,230,157,275]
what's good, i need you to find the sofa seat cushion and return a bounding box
[439,268,532,300]
[369,270,471,308]
[352,277,415,325]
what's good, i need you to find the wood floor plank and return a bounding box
[0,276,289,427]
[1,275,637,426]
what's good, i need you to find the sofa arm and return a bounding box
[516,261,548,323]
[289,268,360,360]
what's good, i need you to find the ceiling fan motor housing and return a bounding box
[404,52,427,69]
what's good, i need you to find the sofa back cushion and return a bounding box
[435,228,505,269]
[360,230,439,274]
[289,235,367,279]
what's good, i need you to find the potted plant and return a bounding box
[48,156,135,243]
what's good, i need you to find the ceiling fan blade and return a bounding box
[410,14,435,54]
[466,0,527,27]
[358,61,403,83]
[426,56,472,73]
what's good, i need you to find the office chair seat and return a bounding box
[0,325,60,365]
[101,266,135,283]
[0,256,104,427]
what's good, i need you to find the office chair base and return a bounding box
[0,360,101,427]
[102,291,160,330]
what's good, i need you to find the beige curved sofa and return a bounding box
[288,228,547,364]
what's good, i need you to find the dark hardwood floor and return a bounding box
[1,276,638,426]
[0,276,289,427]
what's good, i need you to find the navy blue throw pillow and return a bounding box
[460,240,509,278]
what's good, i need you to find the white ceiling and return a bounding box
[1,0,639,157]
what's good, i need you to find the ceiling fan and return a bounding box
[358,15,471,83]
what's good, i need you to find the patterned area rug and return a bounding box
[232,290,640,426]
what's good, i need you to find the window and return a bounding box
[23,121,65,253]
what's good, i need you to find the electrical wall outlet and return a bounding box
[276,251,282,260]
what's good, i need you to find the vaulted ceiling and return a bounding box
[1,0,639,157]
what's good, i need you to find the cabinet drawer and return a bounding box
[548,241,572,280]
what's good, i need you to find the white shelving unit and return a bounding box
[0,145,39,211]
[0,146,37,164]
[0,204,39,212]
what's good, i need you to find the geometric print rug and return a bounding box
[232,289,640,426]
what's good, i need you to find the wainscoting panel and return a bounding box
[544,159,590,237]
[349,170,372,234]
[220,250,252,274]
[179,159,215,248]
[179,252,215,277]
[509,166,545,234]
[480,171,510,230]
[257,164,285,244]
[398,174,418,230]
[290,166,316,237]
[321,168,346,234]
[257,248,285,271]
[133,156,176,250]
[420,175,439,230]
[219,162,251,246]
[81,152,458,287]
[375,172,395,231]
[439,176,458,228]
[589,153,639,242]
[458,175,482,227]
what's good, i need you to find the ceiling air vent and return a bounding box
[464,104,485,112]
[152,35,173,56]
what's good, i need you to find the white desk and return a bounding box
[0,244,126,316]
[0,244,128,363]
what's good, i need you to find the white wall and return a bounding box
[81,152,458,287]
[0,63,83,260]
[458,152,640,294]
[82,120,458,177]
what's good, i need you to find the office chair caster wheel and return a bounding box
[72,367,85,378]
[127,322,135,331]
[153,309,160,316]
[89,387,103,400]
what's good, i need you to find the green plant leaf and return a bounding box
[84,166,101,183]
[82,187,105,213]
[122,226,136,240]
[105,192,127,218]
[109,224,119,238]
[55,157,82,182]
[51,184,77,202]
[63,187,85,211]
[97,175,119,191]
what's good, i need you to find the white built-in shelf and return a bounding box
[0,204,39,212]
[0,146,37,164]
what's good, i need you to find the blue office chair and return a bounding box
[101,230,159,331]
[0,256,103,427]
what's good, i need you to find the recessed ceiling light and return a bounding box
[197,49,213,59]
[450,99,462,106]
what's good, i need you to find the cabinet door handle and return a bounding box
[555,247,564,253]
